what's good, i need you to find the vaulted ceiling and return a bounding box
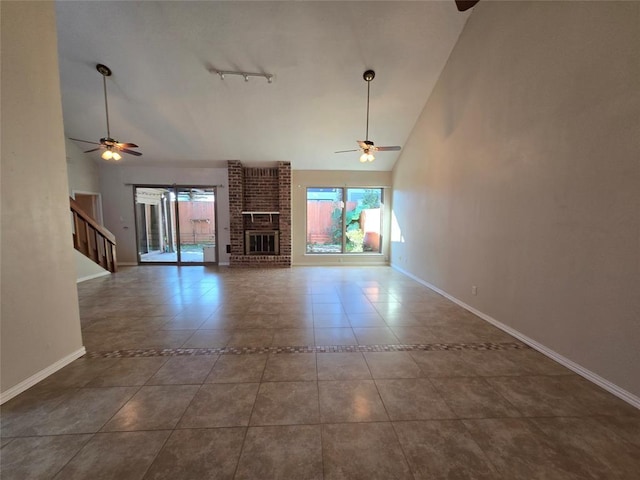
[56,1,470,171]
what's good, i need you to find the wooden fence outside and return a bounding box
[306,201,380,246]
[177,201,216,245]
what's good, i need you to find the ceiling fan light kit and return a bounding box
[102,149,121,161]
[360,152,375,163]
[69,63,142,161]
[335,69,401,163]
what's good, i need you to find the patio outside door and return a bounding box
[135,186,217,265]
[176,187,217,264]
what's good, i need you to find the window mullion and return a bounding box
[341,188,347,254]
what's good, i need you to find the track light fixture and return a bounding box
[209,68,274,84]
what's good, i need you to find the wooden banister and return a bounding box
[70,197,117,273]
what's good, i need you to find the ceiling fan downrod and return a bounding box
[333,69,401,162]
[68,63,141,160]
[96,63,112,139]
[363,70,375,142]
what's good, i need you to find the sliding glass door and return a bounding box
[176,187,216,264]
[135,186,217,265]
[135,187,177,262]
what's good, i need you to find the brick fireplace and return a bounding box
[228,160,291,267]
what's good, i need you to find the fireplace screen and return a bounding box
[245,230,279,255]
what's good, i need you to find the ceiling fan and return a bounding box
[69,64,141,161]
[335,70,401,163]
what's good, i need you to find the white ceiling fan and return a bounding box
[335,70,401,163]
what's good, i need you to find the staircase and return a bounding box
[70,197,117,272]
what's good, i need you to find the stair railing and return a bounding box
[70,197,117,272]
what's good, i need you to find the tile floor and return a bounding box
[1,266,639,479]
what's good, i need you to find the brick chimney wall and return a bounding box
[243,167,279,231]
[227,160,244,257]
[278,162,292,257]
[227,160,292,267]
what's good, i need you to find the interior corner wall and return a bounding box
[1,1,84,396]
[66,138,101,196]
[292,170,392,266]
[392,1,640,398]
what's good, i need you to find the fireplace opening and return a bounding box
[245,230,279,255]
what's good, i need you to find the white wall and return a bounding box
[75,250,109,282]
[99,164,231,264]
[65,138,100,196]
[292,170,392,266]
[392,1,640,399]
[1,1,84,399]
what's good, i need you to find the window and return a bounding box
[306,187,382,254]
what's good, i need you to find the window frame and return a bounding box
[305,186,383,255]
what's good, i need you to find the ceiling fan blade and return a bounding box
[84,147,104,153]
[116,142,139,148]
[119,148,142,156]
[375,146,402,152]
[69,137,101,145]
[455,0,480,12]
[335,149,359,154]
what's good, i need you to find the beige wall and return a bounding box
[66,138,101,196]
[1,1,84,397]
[100,167,389,267]
[292,170,392,265]
[392,1,640,398]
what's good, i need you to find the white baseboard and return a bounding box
[77,271,111,283]
[0,347,86,405]
[391,263,640,410]
[121,262,230,267]
[293,262,343,266]
[293,261,390,267]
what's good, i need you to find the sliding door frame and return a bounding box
[133,184,219,266]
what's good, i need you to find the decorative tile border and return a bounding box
[85,342,529,358]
